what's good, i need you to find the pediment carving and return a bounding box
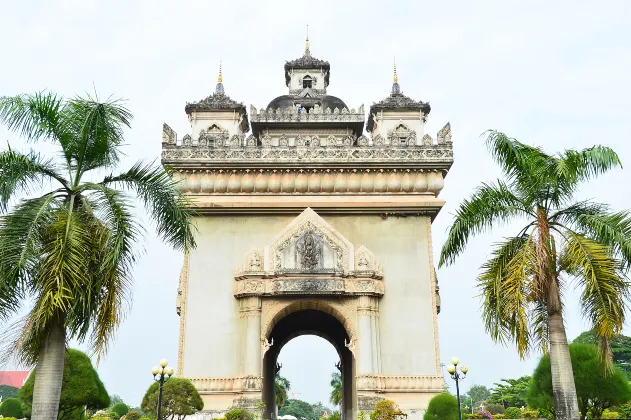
[234,208,384,298]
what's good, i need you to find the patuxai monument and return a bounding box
[161,35,454,420]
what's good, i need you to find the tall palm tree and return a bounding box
[0,92,196,420]
[329,372,342,407]
[275,373,290,409]
[439,131,631,419]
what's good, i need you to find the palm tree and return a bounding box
[275,373,290,409]
[329,372,342,407]
[0,92,196,420]
[439,131,631,419]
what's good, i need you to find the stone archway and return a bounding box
[262,304,356,420]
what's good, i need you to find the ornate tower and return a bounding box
[162,39,454,420]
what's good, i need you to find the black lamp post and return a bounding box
[152,359,174,420]
[446,356,468,420]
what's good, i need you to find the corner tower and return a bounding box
[162,40,454,420]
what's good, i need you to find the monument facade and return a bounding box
[162,37,453,420]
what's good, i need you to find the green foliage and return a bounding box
[124,411,142,420]
[617,403,631,417]
[503,407,521,419]
[370,400,406,420]
[111,403,129,417]
[275,373,291,408]
[574,330,631,380]
[467,385,491,408]
[141,377,203,419]
[225,409,255,420]
[487,377,530,409]
[0,417,18,420]
[328,412,340,420]
[528,343,631,419]
[329,372,342,407]
[108,410,121,420]
[486,404,504,415]
[0,385,19,400]
[108,395,124,407]
[602,410,620,419]
[0,398,24,418]
[519,410,538,419]
[20,349,110,418]
[358,411,367,420]
[423,393,458,420]
[280,399,317,419]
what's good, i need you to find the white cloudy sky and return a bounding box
[1,0,631,409]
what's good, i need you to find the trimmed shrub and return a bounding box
[486,404,504,415]
[371,400,407,420]
[602,410,620,419]
[520,410,538,419]
[503,407,521,419]
[423,393,458,420]
[0,398,24,418]
[111,403,129,417]
[225,409,255,420]
[124,411,142,420]
[1,417,18,420]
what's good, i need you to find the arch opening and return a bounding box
[263,307,356,420]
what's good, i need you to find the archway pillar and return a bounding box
[356,296,380,375]
[240,297,263,375]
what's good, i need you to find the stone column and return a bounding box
[357,296,379,373]
[240,297,262,375]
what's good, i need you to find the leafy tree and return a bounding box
[125,412,142,420]
[0,397,24,418]
[369,400,406,420]
[225,409,255,420]
[329,372,342,407]
[141,378,203,420]
[528,343,631,420]
[0,92,196,420]
[279,399,316,420]
[574,330,631,380]
[487,376,530,408]
[20,348,109,419]
[328,412,340,420]
[310,402,332,419]
[109,394,124,406]
[467,385,491,408]
[275,373,291,408]
[439,130,631,420]
[423,393,458,420]
[111,402,129,417]
[0,385,19,400]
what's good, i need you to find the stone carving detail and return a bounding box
[387,123,417,147]
[189,377,263,394]
[344,338,356,355]
[422,134,434,146]
[245,135,257,147]
[162,123,177,145]
[262,337,274,356]
[357,135,369,147]
[272,278,345,294]
[354,245,378,273]
[234,277,384,297]
[356,375,445,393]
[437,122,452,144]
[358,395,384,411]
[297,231,321,270]
[182,134,192,146]
[279,134,289,147]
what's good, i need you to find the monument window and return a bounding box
[302,76,313,89]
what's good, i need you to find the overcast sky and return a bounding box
[2,0,631,409]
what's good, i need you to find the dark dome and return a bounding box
[266,95,348,111]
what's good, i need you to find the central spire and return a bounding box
[393,57,398,83]
[216,60,224,95]
[391,57,401,94]
[305,25,310,56]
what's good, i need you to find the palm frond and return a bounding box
[478,235,535,357]
[556,146,622,185]
[0,149,69,211]
[439,180,528,267]
[559,204,631,270]
[529,299,549,354]
[63,96,132,178]
[0,92,67,143]
[0,194,60,320]
[560,231,629,371]
[102,161,196,251]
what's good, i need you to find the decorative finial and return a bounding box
[215,60,225,95]
[305,25,310,56]
[391,57,400,95]
[393,57,398,83]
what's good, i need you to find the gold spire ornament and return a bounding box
[393,57,398,83]
[218,60,223,83]
[305,25,310,55]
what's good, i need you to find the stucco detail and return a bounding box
[426,217,442,373]
[356,374,444,393]
[176,254,190,376]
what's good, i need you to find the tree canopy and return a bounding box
[528,343,631,420]
[0,397,24,418]
[275,373,291,408]
[329,372,342,407]
[279,399,334,420]
[141,378,203,420]
[20,348,110,420]
[439,130,631,419]
[465,384,491,408]
[0,385,19,400]
[573,330,631,380]
[487,376,530,408]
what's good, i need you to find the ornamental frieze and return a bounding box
[234,277,384,298]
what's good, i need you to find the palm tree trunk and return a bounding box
[547,282,580,420]
[31,318,66,420]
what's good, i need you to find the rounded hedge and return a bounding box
[504,407,522,419]
[0,398,24,418]
[423,393,458,420]
[225,409,255,420]
[111,402,129,417]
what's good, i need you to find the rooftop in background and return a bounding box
[0,371,30,388]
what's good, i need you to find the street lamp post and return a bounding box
[446,357,469,420]
[152,359,175,420]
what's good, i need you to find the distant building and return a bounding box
[0,371,30,388]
